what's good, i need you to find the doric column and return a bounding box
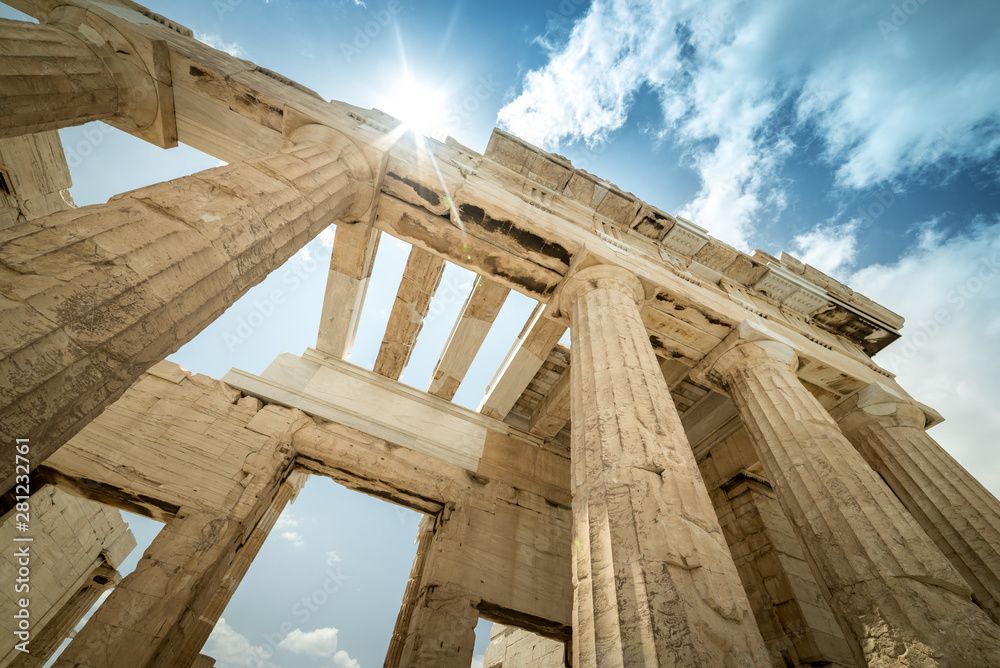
[561,265,768,667]
[0,1,171,143]
[703,321,1000,665]
[384,515,435,668]
[0,19,120,137]
[54,470,298,668]
[53,509,233,667]
[835,382,1000,624]
[396,505,480,668]
[0,131,373,497]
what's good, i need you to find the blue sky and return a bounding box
[5,0,1000,665]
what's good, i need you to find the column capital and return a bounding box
[557,263,644,314]
[832,381,944,437]
[284,122,377,223]
[691,320,798,390]
[44,5,177,148]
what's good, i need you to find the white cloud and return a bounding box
[471,654,485,668]
[792,219,860,280]
[277,627,364,667]
[274,512,305,546]
[280,627,337,656]
[332,650,361,668]
[498,0,1000,249]
[280,530,305,548]
[203,618,277,668]
[851,218,1000,497]
[195,32,247,58]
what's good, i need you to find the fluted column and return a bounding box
[384,515,436,668]
[396,505,480,668]
[835,382,1000,624]
[53,509,233,667]
[0,130,373,497]
[562,265,768,668]
[0,19,122,138]
[54,470,299,668]
[706,322,1000,665]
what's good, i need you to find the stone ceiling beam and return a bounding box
[527,363,571,440]
[316,221,380,359]
[428,276,509,400]
[479,304,566,421]
[225,350,503,474]
[373,245,445,380]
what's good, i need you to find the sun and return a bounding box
[383,74,451,140]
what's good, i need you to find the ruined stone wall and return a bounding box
[0,486,135,666]
[482,624,566,668]
[697,426,858,667]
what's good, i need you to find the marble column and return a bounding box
[561,265,768,667]
[53,468,296,668]
[0,133,373,497]
[384,515,436,668]
[836,382,1000,624]
[396,506,480,668]
[706,322,1000,666]
[0,19,121,138]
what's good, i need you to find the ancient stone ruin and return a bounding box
[3,1,1000,666]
